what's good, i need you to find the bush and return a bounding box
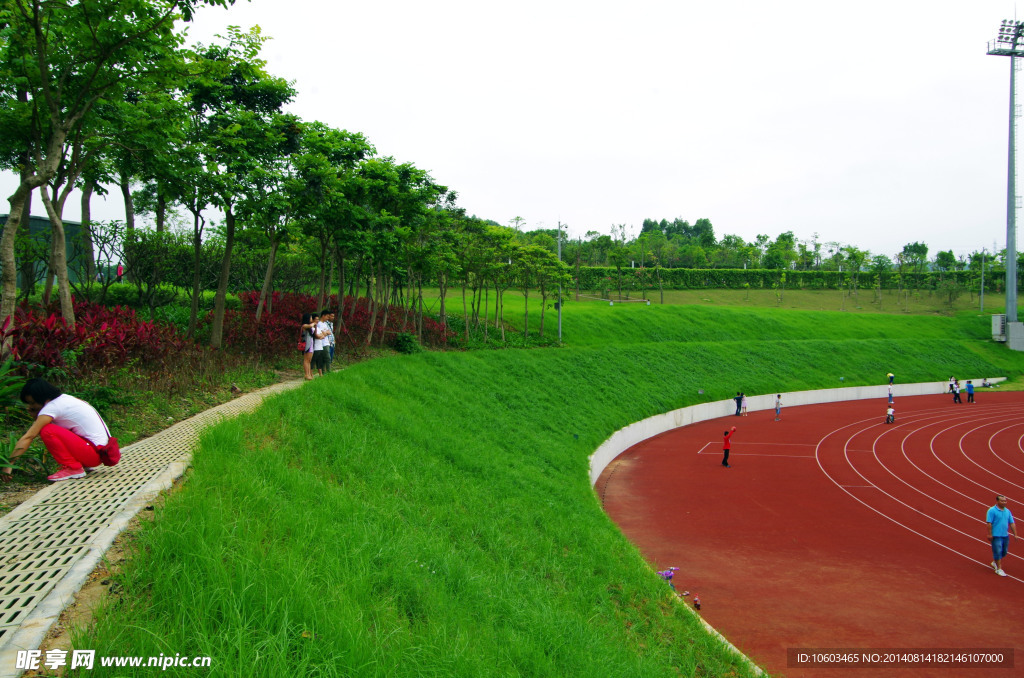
[4,299,200,380]
[392,332,422,354]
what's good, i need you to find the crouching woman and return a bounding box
[1,378,119,482]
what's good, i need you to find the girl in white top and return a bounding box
[2,379,114,482]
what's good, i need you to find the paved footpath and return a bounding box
[0,379,303,678]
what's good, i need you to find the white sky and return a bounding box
[3,0,1023,259]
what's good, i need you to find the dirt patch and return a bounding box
[0,480,48,517]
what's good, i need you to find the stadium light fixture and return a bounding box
[987,20,1024,322]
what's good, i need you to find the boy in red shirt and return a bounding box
[722,426,736,467]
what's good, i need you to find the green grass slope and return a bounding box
[79,306,1024,677]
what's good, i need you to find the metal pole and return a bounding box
[1008,57,1019,322]
[557,220,563,343]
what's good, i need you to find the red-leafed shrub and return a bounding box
[217,292,455,356]
[6,299,198,376]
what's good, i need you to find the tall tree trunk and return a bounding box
[18,184,36,299]
[401,268,414,331]
[498,287,506,342]
[364,263,381,347]
[335,248,346,316]
[522,289,529,338]
[120,172,135,283]
[255,236,280,321]
[347,255,358,297]
[316,237,328,312]
[186,211,203,338]
[347,255,362,323]
[438,272,447,333]
[210,206,236,348]
[38,189,75,327]
[80,180,96,282]
[538,288,546,338]
[461,282,469,343]
[2,186,33,353]
[155,192,166,233]
[417,278,424,342]
[120,173,136,233]
[42,236,56,306]
[378,274,392,347]
[483,285,489,340]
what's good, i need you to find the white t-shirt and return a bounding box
[38,394,110,446]
[312,322,325,351]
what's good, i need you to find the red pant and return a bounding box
[39,423,102,470]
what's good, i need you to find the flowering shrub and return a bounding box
[5,299,196,377]
[217,292,455,356]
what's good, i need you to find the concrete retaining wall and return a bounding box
[588,378,1006,486]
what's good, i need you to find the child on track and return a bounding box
[722,427,736,468]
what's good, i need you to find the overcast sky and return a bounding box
[3,0,1022,259]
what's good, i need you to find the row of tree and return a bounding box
[0,1,1007,356]
[0,0,576,349]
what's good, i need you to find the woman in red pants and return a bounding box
[1,379,119,482]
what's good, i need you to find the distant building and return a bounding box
[0,214,88,285]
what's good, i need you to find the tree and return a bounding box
[934,249,956,275]
[187,28,297,348]
[0,0,238,345]
[902,241,929,280]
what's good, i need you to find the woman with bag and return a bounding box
[300,313,320,381]
[1,378,119,482]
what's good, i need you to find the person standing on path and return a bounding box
[722,426,736,467]
[774,394,782,421]
[888,384,894,404]
[741,392,748,416]
[966,380,975,403]
[987,495,1018,577]
[733,392,742,416]
[953,381,962,404]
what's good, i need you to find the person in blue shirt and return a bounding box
[987,495,1018,577]
[966,380,975,403]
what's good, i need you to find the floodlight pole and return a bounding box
[989,22,1024,321]
[1008,57,1019,321]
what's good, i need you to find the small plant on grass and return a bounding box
[392,332,422,354]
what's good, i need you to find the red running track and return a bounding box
[596,391,1024,678]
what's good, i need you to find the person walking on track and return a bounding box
[987,495,1018,577]
[774,394,782,421]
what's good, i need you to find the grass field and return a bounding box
[74,298,1024,677]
